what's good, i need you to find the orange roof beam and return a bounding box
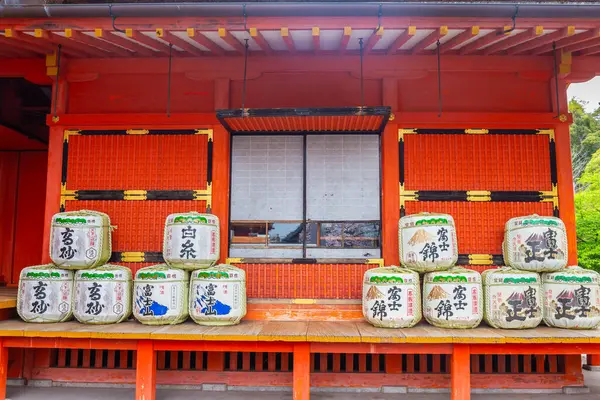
[128,30,171,55]
[94,31,155,57]
[579,44,600,56]
[440,27,479,54]
[281,28,295,53]
[484,26,544,55]
[339,27,352,54]
[0,39,42,58]
[3,29,56,54]
[186,29,225,56]
[411,26,448,55]
[66,29,133,57]
[363,26,384,54]
[38,30,108,58]
[563,36,600,54]
[386,26,416,55]
[508,26,574,55]
[460,27,512,55]
[532,28,600,55]
[312,27,321,53]
[218,28,245,53]
[250,28,273,55]
[157,29,204,57]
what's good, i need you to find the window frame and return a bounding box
[228,132,383,262]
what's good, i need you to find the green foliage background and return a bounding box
[570,99,600,272]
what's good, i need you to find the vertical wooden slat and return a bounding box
[310,354,315,373]
[207,352,224,371]
[498,355,506,373]
[419,354,427,373]
[548,355,558,373]
[182,352,191,370]
[332,354,341,373]
[268,353,276,372]
[107,350,115,369]
[157,351,166,370]
[372,354,380,373]
[282,352,290,372]
[445,354,450,373]
[386,354,403,374]
[319,353,328,372]
[132,349,137,368]
[523,355,532,373]
[484,355,493,373]
[535,355,545,373]
[195,351,203,371]
[358,354,367,373]
[229,352,238,370]
[243,353,251,371]
[255,352,263,372]
[471,354,479,373]
[94,350,103,368]
[346,354,354,372]
[69,349,79,368]
[57,349,67,368]
[170,351,178,370]
[510,355,519,373]
[432,355,441,373]
[120,350,129,369]
[406,355,415,373]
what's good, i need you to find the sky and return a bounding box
[568,76,600,112]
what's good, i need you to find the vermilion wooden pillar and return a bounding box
[381,122,400,265]
[136,340,156,400]
[293,343,310,400]
[0,339,7,400]
[451,344,471,400]
[584,354,600,370]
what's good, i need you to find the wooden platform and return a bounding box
[0,289,17,310]
[0,319,598,400]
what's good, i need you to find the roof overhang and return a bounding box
[216,106,391,135]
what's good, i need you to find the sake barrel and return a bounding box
[399,213,458,273]
[543,266,600,329]
[133,265,189,325]
[189,264,247,326]
[482,267,542,329]
[502,215,567,272]
[423,267,482,329]
[17,265,73,323]
[73,265,132,324]
[50,210,112,270]
[362,266,421,328]
[163,213,220,270]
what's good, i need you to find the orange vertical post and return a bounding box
[451,344,470,400]
[136,340,156,400]
[585,354,600,370]
[293,343,310,400]
[0,338,7,400]
[212,125,231,264]
[41,126,64,264]
[207,352,225,371]
[381,122,400,265]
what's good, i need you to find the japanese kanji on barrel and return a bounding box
[189,264,247,326]
[362,266,421,328]
[49,210,112,270]
[17,265,73,323]
[399,213,458,273]
[423,267,482,329]
[482,267,542,329]
[543,266,600,329]
[133,265,189,325]
[163,212,220,270]
[73,265,132,324]
[503,215,567,272]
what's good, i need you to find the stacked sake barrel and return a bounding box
[485,214,600,330]
[18,210,132,324]
[133,212,246,326]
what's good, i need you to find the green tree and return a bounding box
[570,98,600,191]
[575,148,600,272]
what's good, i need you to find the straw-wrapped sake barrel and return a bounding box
[423,267,482,329]
[74,265,132,324]
[50,210,112,270]
[133,265,189,325]
[189,264,246,326]
[543,266,600,329]
[503,215,567,272]
[17,265,73,323]
[482,267,542,329]
[362,267,421,328]
[399,213,458,273]
[163,213,220,270]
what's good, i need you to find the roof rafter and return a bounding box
[440,27,479,54]
[158,29,205,57]
[218,28,245,53]
[339,27,352,54]
[96,31,156,57]
[363,26,384,54]
[460,27,512,55]
[508,27,574,55]
[41,30,109,58]
[128,30,172,55]
[250,28,273,55]
[411,26,448,55]
[186,29,225,56]
[66,29,133,57]
[484,27,544,55]
[532,28,600,55]
[281,28,296,53]
[579,44,600,56]
[563,36,600,54]
[386,26,416,55]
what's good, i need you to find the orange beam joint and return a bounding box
[484,26,544,55]
[280,27,296,53]
[440,26,479,54]
[249,28,273,55]
[312,27,321,53]
[508,26,574,55]
[387,26,416,55]
[158,29,204,57]
[339,26,352,54]
[363,26,384,54]
[411,26,448,55]
[532,28,600,55]
[460,27,513,55]
[128,30,171,55]
[218,28,245,53]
